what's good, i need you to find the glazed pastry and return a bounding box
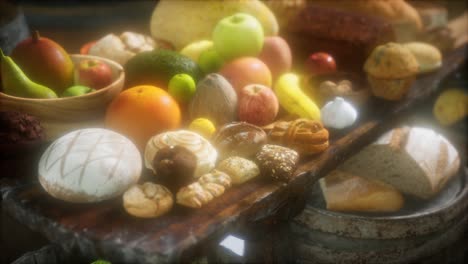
[145,130,217,178]
[264,119,329,155]
[38,128,142,203]
[403,42,442,74]
[364,42,419,101]
[216,156,260,185]
[123,182,173,218]
[152,145,197,191]
[212,122,267,159]
[176,182,223,208]
[255,144,299,182]
[198,170,232,188]
[321,97,358,130]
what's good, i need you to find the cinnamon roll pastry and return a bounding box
[264,119,329,155]
[144,130,218,178]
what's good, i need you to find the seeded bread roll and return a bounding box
[255,144,299,182]
[320,170,404,213]
[216,156,260,185]
[123,182,173,218]
[339,126,460,199]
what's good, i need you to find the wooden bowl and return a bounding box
[0,54,124,141]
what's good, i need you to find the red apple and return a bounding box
[305,52,336,76]
[258,36,292,80]
[75,59,113,90]
[238,84,279,126]
[219,57,272,94]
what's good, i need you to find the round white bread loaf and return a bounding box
[38,128,142,203]
[144,130,218,178]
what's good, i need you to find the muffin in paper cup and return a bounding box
[364,42,419,101]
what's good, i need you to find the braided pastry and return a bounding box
[264,119,329,155]
[177,170,232,208]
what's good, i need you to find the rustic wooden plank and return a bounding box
[1,45,466,263]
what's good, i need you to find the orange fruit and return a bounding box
[105,85,181,151]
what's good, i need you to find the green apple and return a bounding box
[198,48,224,74]
[61,85,95,97]
[179,40,213,62]
[168,73,196,104]
[212,13,264,61]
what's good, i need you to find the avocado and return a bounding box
[124,49,203,89]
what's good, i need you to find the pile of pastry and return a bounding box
[37,118,330,218]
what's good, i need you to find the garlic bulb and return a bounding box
[321,97,358,129]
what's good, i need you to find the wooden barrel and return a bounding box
[290,168,468,264]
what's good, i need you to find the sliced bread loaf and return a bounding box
[339,126,460,199]
[320,170,404,212]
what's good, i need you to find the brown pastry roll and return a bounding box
[123,182,173,218]
[255,144,299,182]
[264,119,329,155]
[212,122,267,159]
[216,156,260,185]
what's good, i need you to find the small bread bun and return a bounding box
[177,182,220,208]
[123,182,173,218]
[216,156,260,185]
[403,42,442,74]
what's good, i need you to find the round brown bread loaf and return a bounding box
[213,122,267,159]
[255,144,299,182]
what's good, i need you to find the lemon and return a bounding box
[433,88,468,126]
[189,118,216,139]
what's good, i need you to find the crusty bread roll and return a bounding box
[216,156,260,185]
[320,170,404,212]
[38,128,142,203]
[339,126,460,199]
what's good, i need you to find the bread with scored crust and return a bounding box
[339,126,460,199]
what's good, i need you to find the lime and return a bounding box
[189,118,216,139]
[198,48,224,74]
[168,73,196,103]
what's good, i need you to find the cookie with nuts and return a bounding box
[255,144,299,182]
[123,182,173,218]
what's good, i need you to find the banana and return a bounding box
[150,0,279,50]
[274,73,321,120]
[433,88,468,126]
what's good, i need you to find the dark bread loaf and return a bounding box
[284,5,395,74]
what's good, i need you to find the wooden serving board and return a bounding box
[1,45,467,263]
